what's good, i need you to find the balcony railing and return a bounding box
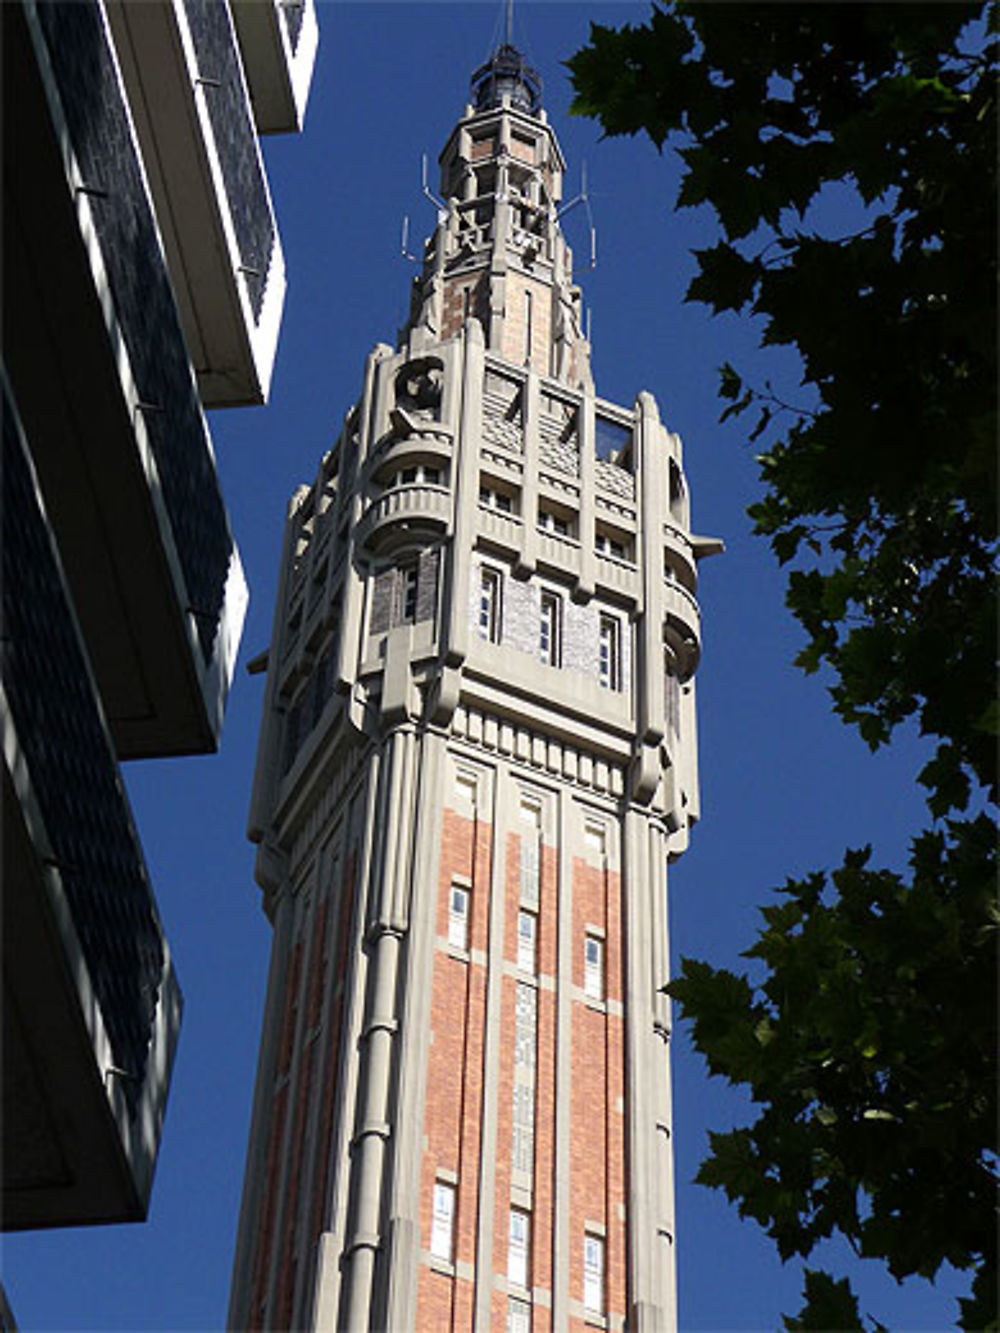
[9,0,246,755]
[107,0,287,406]
[357,483,452,552]
[2,386,181,1227]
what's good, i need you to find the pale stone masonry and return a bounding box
[230,43,720,1333]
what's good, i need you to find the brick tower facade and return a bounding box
[229,43,717,1333]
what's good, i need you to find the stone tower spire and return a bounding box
[229,34,720,1333]
[403,42,592,391]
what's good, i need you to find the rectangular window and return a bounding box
[508,1208,530,1289]
[539,592,560,666]
[584,1232,605,1314]
[598,615,620,691]
[480,485,514,514]
[449,885,469,950]
[431,1181,455,1261]
[517,910,537,974]
[479,568,502,642]
[538,508,569,537]
[596,531,626,560]
[507,1296,531,1333]
[401,564,419,622]
[524,289,533,365]
[584,935,604,1001]
[520,833,539,909]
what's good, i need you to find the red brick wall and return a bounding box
[416,806,493,1331]
[569,856,626,1324]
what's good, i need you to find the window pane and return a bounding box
[585,936,604,1000]
[584,1233,604,1312]
[449,886,469,949]
[598,615,619,690]
[479,569,501,642]
[508,1209,530,1288]
[517,910,536,973]
[431,1182,455,1260]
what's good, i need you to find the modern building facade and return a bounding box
[2,0,316,1229]
[231,43,718,1333]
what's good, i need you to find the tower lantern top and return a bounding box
[469,42,541,114]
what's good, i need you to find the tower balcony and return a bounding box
[4,0,247,758]
[662,576,701,677]
[595,549,640,599]
[663,521,698,594]
[356,483,452,554]
[107,0,287,407]
[230,0,318,135]
[2,396,182,1229]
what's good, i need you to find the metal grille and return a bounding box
[183,0,276,321]
[3,400,166,1115]
[37,0,235,664]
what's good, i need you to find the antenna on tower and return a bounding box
[421,154,447,221]
[400,154,447,265]
[556,162,598,270]
[504,0,514,45]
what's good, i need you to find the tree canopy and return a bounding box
[570,4,997,1327]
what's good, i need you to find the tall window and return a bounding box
[479,568,502,642]
[431,1181,455,1261]
[449,885,469,950]
[598,615,620,691]
[524,289,534,365]
[539,592,560,666]
[584,934,604,1001]
[517,910,537,974]
[401,564,419,622]
[584,1233,605,1314]
[520,833,539,909]
[508,1208,531,1289]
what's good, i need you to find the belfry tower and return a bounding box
[230,42,717,1333]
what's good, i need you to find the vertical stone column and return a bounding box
[227,885,294,1329]
[382,728,449,1331]
[443,320,485,675]
[551,786,574,1329]
[576,389,597,601]
[341,725,417,1330]
[517,369,541,577]
[633,392,668,805]
[622,806,671,1333]
[473,759,509,1332]
[338,345,390,698]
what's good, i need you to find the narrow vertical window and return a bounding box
[524,289,533,365]
[584,934,604,1001]
[401,564,419,622]
[431,1181,455,1261]
[598,615,620,691]
[508,1208,531,1289]
[449,885,469,950]
[584,1233,605,1314]
[520,833,539,909]
[539,592,560,666]
[479,568,502,643]
[517,910,537,974]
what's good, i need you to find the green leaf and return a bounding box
[783,1269,865,1332]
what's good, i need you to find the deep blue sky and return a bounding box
[4,5,964,1330]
